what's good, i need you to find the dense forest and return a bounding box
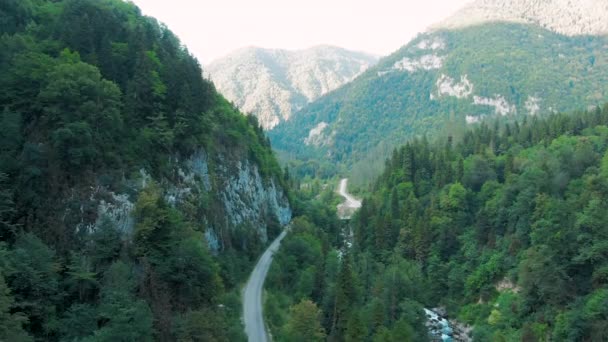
[0,0,289,341]
[4,1,608,342]
[266,105,608,341]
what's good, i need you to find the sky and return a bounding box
[130,0,473,64]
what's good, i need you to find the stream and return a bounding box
[336,179,466,341]
[424,308,453,341]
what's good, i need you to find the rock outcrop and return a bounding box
[72,148,291,253]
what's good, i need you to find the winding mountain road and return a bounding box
[337,178,362,219]
[242,178,359,341]
[243,229,288,342]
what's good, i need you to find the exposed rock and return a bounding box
[70,148,291,251]
[96,192,135,235]
[219,159,292,242]
[525,96,542,115]
[466,115,482,124]
[304,122,330,147]
[425,307,472,342]
[496,277,521,293]
[436,74,474,99]
[393,54,445,72]
[204,228,221,253]
[449,320,473,342]
[417,37,447,50]
[207,46,377,129]
[473,95,516,115]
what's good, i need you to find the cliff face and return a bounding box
[74,148,291,253]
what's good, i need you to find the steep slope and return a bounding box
[0,0,290,340]
[348,106,608,341]
[270,21,608,181]
[433,0,608,36]
[207,46,377,129]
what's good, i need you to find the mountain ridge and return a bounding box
[270,22,608,182]
[207,45,378,129]
[432,0,608,36]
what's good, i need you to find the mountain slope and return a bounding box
[207,46,377,129]
[0,0,290,340]
[433,0,608,36]
[348,106,608,341]
[270,21,608,181]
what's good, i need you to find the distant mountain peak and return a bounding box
[432,0,608,36]
[207,46,378,130]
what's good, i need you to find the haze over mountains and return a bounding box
[207,46,377,129]
[269,0,608,182]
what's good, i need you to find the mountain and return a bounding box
[433,0,608,36]
[207,46,378,129]
[0,0,290,340]
[270,1,608,182]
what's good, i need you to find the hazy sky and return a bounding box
[130,0,473,64]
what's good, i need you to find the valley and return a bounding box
[2,0,608,341]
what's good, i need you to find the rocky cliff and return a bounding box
[73,147,291,253]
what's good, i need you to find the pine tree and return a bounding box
[285,299,326,342]
[330,256,355,341]
[345,311,367,342]
[0,272,31,341]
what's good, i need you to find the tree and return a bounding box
[158,234,223,308]
[8,233,60,336]
[59,303,97,341]
[90,261,153,341]
[65,253,98,302]
[0,173,16,239]
[330,256,355,341]
[284,299,326,342]
[0,272,31,341]
[345,310,367,342]
[88,217,122,271]
[371,326,392,342]
[133,184,171,257]
[0,108,22,175]
[172,309,230,342]
[39,51,123,149]
[51,122,96,172]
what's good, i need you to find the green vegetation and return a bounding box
[270,23,608,184]
[0,0,287,340]
[343,104,608,340]
[264,181,429,341]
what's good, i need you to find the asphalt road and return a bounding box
[337,178,362,219]
[243,229,288,342]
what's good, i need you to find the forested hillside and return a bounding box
[265,104,608,341]
[270,23,608,184]
[348,105,608,340]
[0,0,290,340]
